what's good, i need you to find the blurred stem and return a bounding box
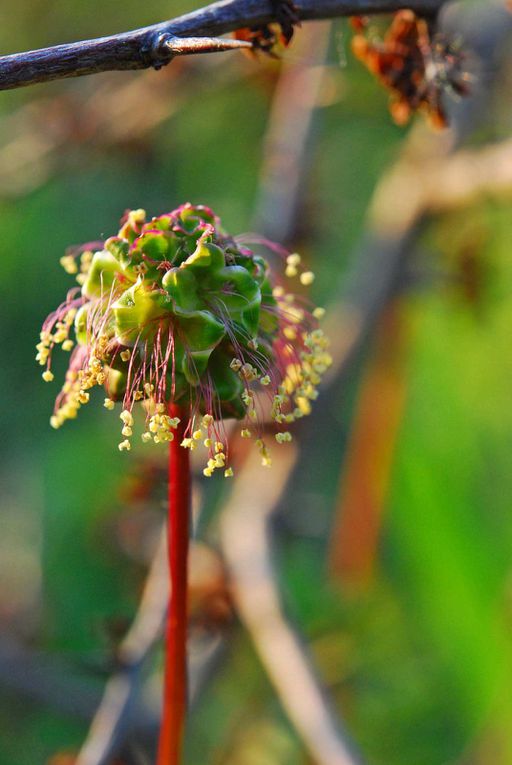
[329,300,410,586]
[157,405,190,765]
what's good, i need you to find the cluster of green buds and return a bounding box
[38,204,331,476]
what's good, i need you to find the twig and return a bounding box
[219,446,362,765]
[0,0,447,91]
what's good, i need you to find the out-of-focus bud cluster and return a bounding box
[351,11,470,128]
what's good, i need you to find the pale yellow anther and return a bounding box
[122,425,133,437]
[120,349,131,362]
[313,307,326,320]
[285,265,298,278]
[284,327,297,341]
[260,375,271,386]
[248,338,258,351]
[296,397,311,416]
[78,390,90,404]
[118,440,131,451]
[126,209,146,229]
[300,271,315,286]
[60,255,78,274]
[275,431,292,444]
[256,437,272,467]
[141,432,152,443]
[50,416,60,429]
[288,306,305,324]
[224,468,234,478]
[272,285,285,298]
[62,339,74,352]
[230,358,242,372]
[134,390,144,401]
[181,438,193,449]
[215,442,224,453]
[286,253,301,267]
[204,438,213,448]
[203,468,214,477]
[120,409,134,426]
[241,429,251,439]
[144,383,154,396]
[155,403,165,414]
[240,363,258,381]
[202,414,214,427]
[42,370,54,382]
[193,429,203,441]
[241,390,253,406]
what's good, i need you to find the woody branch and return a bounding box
[0,0,446,92]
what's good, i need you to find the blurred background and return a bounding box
[2,1,512,763]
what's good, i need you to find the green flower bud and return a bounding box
[38,203,332,476]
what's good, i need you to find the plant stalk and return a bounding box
[157,405,190,765]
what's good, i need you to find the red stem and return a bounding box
[157,404,190,765]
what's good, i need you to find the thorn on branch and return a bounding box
[272,0,301,45]
[233,0,300,57]
[149,32,253,70]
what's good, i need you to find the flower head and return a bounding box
[38,204,331,475]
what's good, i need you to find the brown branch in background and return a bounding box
[205,22,363,764]
[379,136,512,220]
[219,446,362,765]
[75,529,169,765]
[329,300,410,586]
[0,0,447,91]
[73,530,231,764]
[252,20,332,242]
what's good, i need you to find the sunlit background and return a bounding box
[2,1,512,763]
